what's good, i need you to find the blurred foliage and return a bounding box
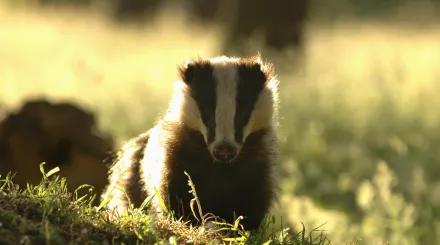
[310,0,440,21]
[38,0,92,5]
[7,0,440,56]
[9,0,440,20]
[277,48,440,243]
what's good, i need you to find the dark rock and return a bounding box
[0,99,114,203]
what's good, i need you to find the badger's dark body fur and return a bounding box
[102,55,280,230]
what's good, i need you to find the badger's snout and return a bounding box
[212,141,238,162]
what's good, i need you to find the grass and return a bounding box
[0,164,332,245]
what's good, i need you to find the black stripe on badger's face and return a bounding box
[180,57,270,163]
[235,64,267,143]
[181,61,217,144]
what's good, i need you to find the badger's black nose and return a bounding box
[213,142,237,162]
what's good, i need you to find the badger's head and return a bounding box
[168,55,279,164]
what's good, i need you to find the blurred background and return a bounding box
[1,0,440,244]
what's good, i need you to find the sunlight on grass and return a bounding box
[0,3,220,106]
[0,164,331,244]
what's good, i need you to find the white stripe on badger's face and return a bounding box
[210,63,240,153]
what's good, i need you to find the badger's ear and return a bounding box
[253,55,274,83]
[244,55,274,86]
[178,59,196,85]
[249,52,266,73]
[249,60,266,81]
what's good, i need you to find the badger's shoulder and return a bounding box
[101,129,152,211]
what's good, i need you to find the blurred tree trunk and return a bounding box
[187,0,308,55]
[113,0,162,22]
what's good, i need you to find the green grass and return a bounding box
[0,164,332,245]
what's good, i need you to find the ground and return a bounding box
[0,165,331,245]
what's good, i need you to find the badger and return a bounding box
[101,55,280,230]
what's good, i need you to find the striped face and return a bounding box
[177,56,277,163]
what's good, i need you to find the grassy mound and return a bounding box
[0,164,332,245]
